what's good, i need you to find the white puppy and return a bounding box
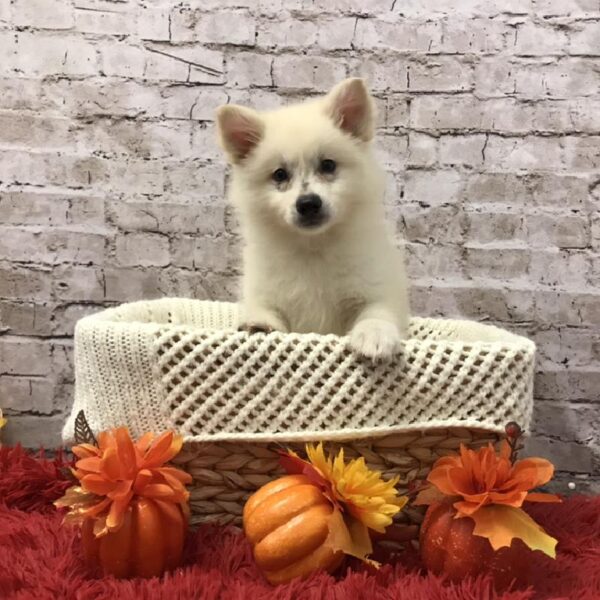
[216,78,410,360]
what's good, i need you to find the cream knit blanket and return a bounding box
[63,298,535,443]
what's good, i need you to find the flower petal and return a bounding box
[97,431,113,452]
[482,446,500,490]
[81,474,118,496]
[156,470,189,497]
[511,458,555,489]
[136,432,155,453]
[495,460,514,489]
[470,504,558,558]
[454,498,489,516]
[155,431,180,461]
[428,465,461,496]
[82,497,112,519]
[115,427,138,479]
[446,467,478,497]
[133,469,153,494]
[100,447,122,480]
[105,492,133,532]
[71,469,87,480]
[107,479,133,500]
[142,432,182,468]
[525,492,562,503]
[155,467,193,485]
[499,440,512,461]
[488,490,528,508]
[306,443,333,481]
[75,456,102,474]
[72,444,100,459]
[349,504,394,533]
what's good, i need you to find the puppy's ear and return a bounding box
[216,105,264,163]
[324,78,375,142]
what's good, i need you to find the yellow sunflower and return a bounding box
[306,443,407,532]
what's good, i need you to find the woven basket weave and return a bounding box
[64,298,535,525]
[172,429,500,526]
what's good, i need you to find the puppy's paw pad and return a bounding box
[350,320,401,362]
[238,322,275,334]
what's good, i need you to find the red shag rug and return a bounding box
[1,446,600,600]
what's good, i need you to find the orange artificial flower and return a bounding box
[55,428,192,537]
[416,440,562,558]
[427,441,560,516]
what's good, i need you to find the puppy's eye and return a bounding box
[319,159,337,174]
[272,168,289,183]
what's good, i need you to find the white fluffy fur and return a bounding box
[216,78,410,360]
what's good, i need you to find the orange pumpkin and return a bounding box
[243,474,344,585]
[420,500,531,588]
[81,497,187,578]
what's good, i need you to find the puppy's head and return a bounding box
[216,78,380,235]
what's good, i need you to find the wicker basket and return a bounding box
[63,298,535,526]
[171,429,500,526]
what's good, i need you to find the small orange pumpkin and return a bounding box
[81,496,187,578]
[243,474,344,585]
[56,428,192,579]
[420,500,531,588]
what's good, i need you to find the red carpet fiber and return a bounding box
[1,446,600,599]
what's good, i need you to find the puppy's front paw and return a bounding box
[239,322,275,334]
[239,307,287,335]
[350,319,401,362]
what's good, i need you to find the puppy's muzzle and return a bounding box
[295,193,327,228]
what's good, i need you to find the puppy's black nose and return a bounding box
[296,193,322,217]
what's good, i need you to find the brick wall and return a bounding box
[0,0,598,492]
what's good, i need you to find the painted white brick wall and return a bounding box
[0,0,598,492]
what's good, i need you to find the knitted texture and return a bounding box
[63,298,535,443]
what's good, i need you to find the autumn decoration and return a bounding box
[243,442,408,585]
[55,427,192,578]
[415,422,561,585]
